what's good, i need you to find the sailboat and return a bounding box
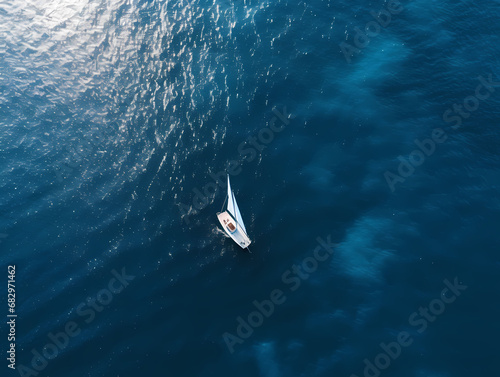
[217,175,251,250]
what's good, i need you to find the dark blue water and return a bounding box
[1,0,499,376]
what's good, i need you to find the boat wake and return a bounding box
[213,227,230,238]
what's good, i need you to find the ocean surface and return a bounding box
[1,0,499,376]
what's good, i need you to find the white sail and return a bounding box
[226,175,247,234]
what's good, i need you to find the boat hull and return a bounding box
[217,211,251,249]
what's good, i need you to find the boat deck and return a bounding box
[217,211,251,249]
